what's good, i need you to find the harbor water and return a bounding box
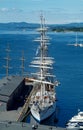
[0,30,83,127]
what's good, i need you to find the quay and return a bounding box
[0,75,33,121]
[0,76,66,130]
[0,121,66,130]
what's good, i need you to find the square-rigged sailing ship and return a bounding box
[28,15,60,122]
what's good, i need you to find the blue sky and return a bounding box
[0,0,83,24]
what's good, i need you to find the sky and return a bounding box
[0,0,83,24]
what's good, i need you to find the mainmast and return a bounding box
[30,15,55,100]
[30,15,54,80]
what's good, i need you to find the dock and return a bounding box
[0,75,33,121]
[0,121,66,130]
[0,76,66,130]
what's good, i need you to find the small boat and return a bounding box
[66,111,83,130]
[78,43,83,47]
[29,15,60,123]
[67,32,83,47]
[68,43,83,47]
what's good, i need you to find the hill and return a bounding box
[0,22,83,32]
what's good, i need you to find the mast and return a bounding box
[31,16,53,78]
[3,44,11,77]
[20,51,25,76]
[76,32,78,44]
[30,15,55,100]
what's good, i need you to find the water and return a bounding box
[0,31,83,127]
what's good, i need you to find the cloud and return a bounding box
[0,8,23,13]
[12,8,23,12]
[0,8,9,12]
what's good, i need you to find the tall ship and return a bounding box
[29,15,60,123]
